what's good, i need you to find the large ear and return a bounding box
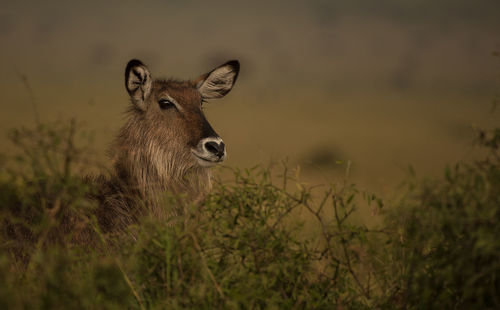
[195,60,240,99]
[125,59,153,110]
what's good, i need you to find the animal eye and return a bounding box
[158,99,175,110]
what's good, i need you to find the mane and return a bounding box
[95,110,212,231]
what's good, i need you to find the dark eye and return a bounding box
[158,99,175,110]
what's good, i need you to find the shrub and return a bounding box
[0,120,99,263]
[0,118,499,309]
[384,126,500,309]
[0,119,390,309]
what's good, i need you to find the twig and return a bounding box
[190,232,226,301]
[17,72,41,126]
[91,221,146,310]
[63,119,77,180]
[333,197,371,300]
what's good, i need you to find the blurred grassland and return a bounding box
[1,0,499,192]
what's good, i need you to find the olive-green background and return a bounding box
[1,0,499,194]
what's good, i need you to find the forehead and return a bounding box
[153,80,201,104]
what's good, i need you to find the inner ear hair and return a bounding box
[197,60,240,99]
[125,59,152,108]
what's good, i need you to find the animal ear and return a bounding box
[195,60,239,99]
[125,59,152,110]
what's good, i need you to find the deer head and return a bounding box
[122,58,239,172]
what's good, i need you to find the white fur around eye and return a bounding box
[160,94,183,111]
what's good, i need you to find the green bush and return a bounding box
[0,120,97,261]
[0,118,499,309]
[384,126,500,309]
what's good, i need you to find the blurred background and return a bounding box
[1,0,499,194]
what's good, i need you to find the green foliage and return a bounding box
[122,165,388,309]
[0,120,97,261]
[0,248,136,309]
[0,119,499,309]
[383,126,500,309]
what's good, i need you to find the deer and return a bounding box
[89,59,240,234]
[2,59,240,261]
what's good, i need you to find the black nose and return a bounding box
[204,141,225,158]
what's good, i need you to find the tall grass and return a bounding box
[0,118,499,309]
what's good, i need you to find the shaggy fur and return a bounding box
[89,60,239,234]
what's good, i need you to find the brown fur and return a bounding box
[90,80,211,233]
[88,60,239,234]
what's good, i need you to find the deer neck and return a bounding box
[112,122,212,203]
